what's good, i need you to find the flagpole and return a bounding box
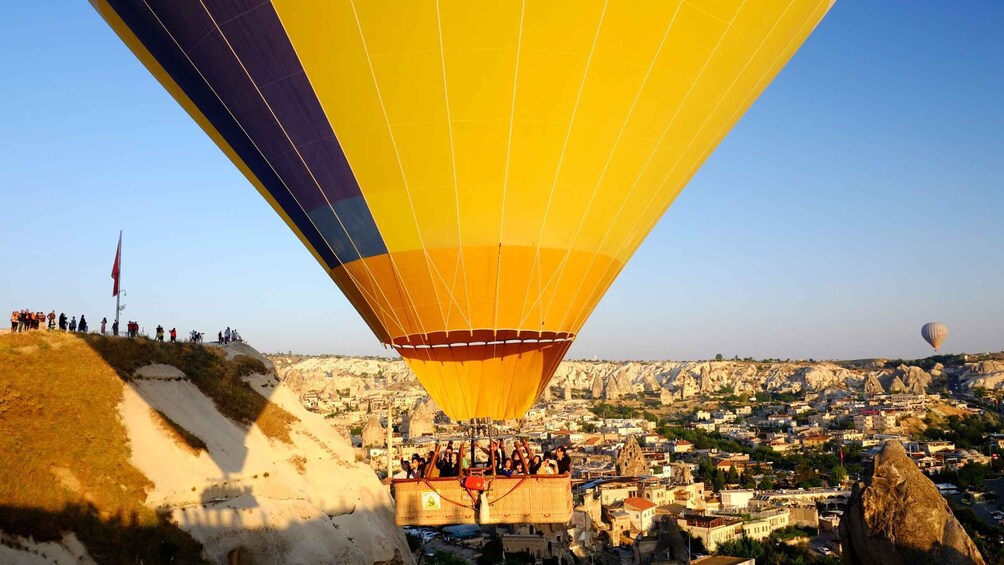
[114,231,122,332]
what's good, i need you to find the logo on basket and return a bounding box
[421,491,442,511]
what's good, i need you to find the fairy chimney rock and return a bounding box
[616,436,648,477]
[362,413,384,448]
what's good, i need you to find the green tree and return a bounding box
[741,471,757,489]
[726,465,740,484]
[830,465,848,486]
[715,353,724,361]
[957,462,990,491]
[715,535,765,560]
[713,468,726,492]
[758,475,774,490]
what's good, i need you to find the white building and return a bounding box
[623,497,657,535]
[719,489,755,510]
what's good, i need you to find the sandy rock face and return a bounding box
[119,345,412,565]
[615,436,648,477]
[864,374,886,396]
[840,441,985,565]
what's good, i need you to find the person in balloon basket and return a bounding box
[479,440,505,474]
[499,458,515,477]
[555,446,571,475]
[409,454,423,478]
[393,459,413,480]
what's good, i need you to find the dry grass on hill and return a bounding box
[0,330,206,563]
[151,409,208,454]
[82,334,297,443]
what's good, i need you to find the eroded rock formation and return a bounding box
[840,441,985,565]
[616,436,648,477]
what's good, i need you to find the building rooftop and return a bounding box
[624,497,657,511]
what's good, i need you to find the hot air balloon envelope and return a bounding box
[91,0,834,420]
[922,322,948,351]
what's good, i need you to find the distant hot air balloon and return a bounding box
[91,0,834,421]
[921,322,949,351]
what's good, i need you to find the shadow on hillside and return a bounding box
[0,503,206,564]
[0,499,410,565]
[80,335,285,477]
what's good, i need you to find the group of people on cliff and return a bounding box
[394,441,570,480]
[9,308,223,347]
[10,309,50,332]
[154,325,178,342]
[217,327,242,344]
[9,310,95,333]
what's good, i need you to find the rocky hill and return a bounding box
[269,352,1004,401]
[0,331,410,564]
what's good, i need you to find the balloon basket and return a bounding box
[391,474,572,526]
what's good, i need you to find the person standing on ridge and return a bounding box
[112,319,119,336]
[47,310,55,330]
[169,327,176,342]
[78,315,87,333]
[101,317,107,335]
[58,313,67,331]
[224,327,231,344]
[69,316,77,332]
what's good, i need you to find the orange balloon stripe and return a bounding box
[397,340,571,421]
[332,246,621,344]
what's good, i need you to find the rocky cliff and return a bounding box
[0,331,411,565]
[268,353,1001,401]
[840,441,985,565]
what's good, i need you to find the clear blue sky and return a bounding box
[2,2,1002,361]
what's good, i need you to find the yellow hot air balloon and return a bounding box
[91,0,834,421]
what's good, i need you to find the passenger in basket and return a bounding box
[393,459,411,479]
[499,458,514,477]
[555,446,572,475]
[529,455,543,474]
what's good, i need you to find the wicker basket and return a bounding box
[393,475,572,526]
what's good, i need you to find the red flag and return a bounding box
[112,232,122,296]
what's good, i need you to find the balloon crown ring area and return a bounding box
[391,336,575,350]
